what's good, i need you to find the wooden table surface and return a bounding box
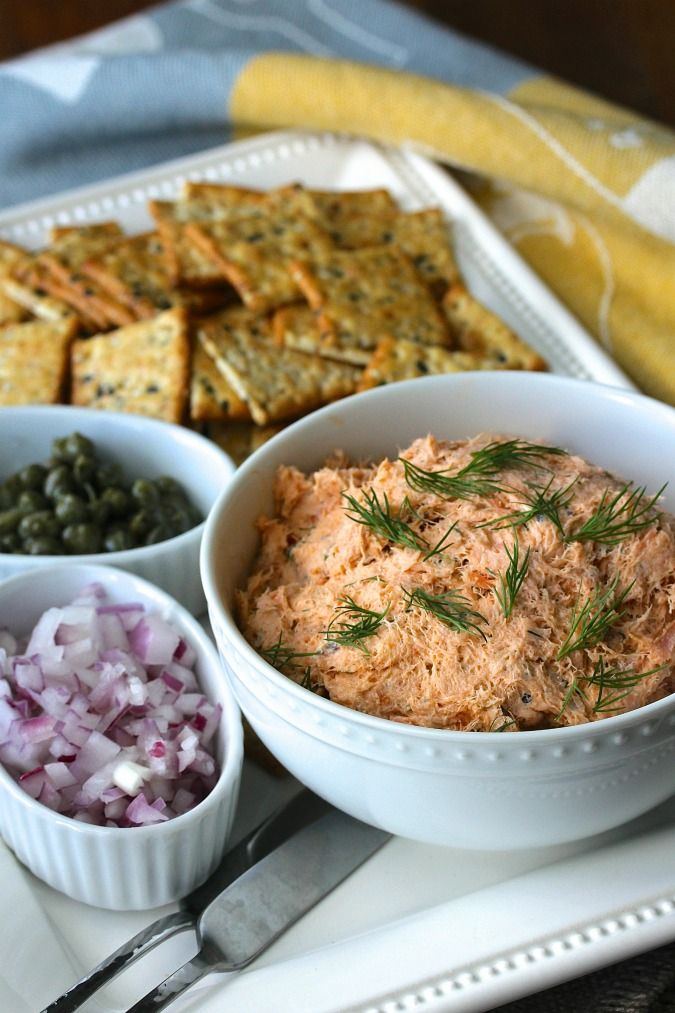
[0,0,672,128]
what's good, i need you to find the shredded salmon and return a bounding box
[237,434,674,731]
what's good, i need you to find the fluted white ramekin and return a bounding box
[0,563,243,909]
[201,372,675,850]
[0,406,235,615]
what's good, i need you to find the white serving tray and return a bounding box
[0,131,664,1013]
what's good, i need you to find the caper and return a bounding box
[100,486,131,517]
[131,479,160,507]
[129,510,153,537]
[44,465,75,500]
[0,532,21,552]
[0,509,22,535]
[73,454,96,484]
[52,432,95,463]
[161,503,193,535]
[103,527,136,553]
[62,523,102,555]
[54,493,89,526]
[88,499,112,527]
[155,476,185,498]
[0,476,22,507]
[24,536,63,555]
[0,486,13,511]
[145,523,173,546]
[18,511,61,541]
[17,463,47,490]
[96,463,123,490]
[17,490,48,514]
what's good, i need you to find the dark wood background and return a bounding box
[0,0,672,128]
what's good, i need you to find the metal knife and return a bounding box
[43,788,334,1013]
[127,808,389,1011]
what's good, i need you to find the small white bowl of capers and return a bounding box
[0,406,235,614]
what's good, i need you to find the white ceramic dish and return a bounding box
[0,129,659,1009]
[0,562,243,910]
[202,372,675,851]
[0,406,235,615]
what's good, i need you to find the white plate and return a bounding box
[0,131,663,1013]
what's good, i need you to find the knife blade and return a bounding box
[127,809,390,1011]
[43,788,333,1013]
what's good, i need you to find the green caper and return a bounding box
[23,536,63,555]
[0,532,21,553]
[44,465,75,500]
[18,511,61,541]
[17,490,49,514]
[72,454,97,485]
[145,523,173,546]
[155,476,185,498]
[100,486,131,517]
[131,479,160,507]
[0,486,13,511]
[54,493,89,526]
[62,523,102,555]
[96,463,123,490]
[0,508,25,535]
[52,432,95,463]
[129,510,153,537]
[161,503,193,535]
[88,499,112,527]
[103,527,136,552]
[17,463,48,490]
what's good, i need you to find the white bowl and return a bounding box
[0,563,243,909]
[201,372,675,850]
[0,406,235,615]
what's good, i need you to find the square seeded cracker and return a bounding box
[190,342,251,422]
[327,208,460,298]
[71,307,190,422]
[357,336,500,391]
[442,283,546,371]
[197,306,360,425]
[186,212,332,314]
[290,246,450,365]
[150,186,270,288]
[2,278,77,323]
[25,224,135,330]
[0,317,78,405]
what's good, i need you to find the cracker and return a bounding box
[1,277,76,323]
[291,247,450,364]
[71,308,189,422]
[32,224,134,329]
[83,232,182,319]
[0,291,27,325]
[327,208,459,296]
[272,304,325,355]
[442,283,546,371]
[357,336,499,391]
[197,306,360,424]
[308,187,398,225]
[0,239,30,278]
[190,342,251,422]
[0,317,77,405]
[17,261,99,332]
[187,212,331,313]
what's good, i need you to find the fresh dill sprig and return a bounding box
[400,439,567,501]
[478,476,576,534]
[402,586,488,639]
[556,577,634,660]
[324,595,391,655]
[342,488,455,559]
[557,657,668,717]
[494,537,530,618]
[565,482,665,545]
[421,520,458,561]
[260,635,320,669]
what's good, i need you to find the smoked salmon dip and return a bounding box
[237,434,675,731]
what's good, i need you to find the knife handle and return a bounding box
[125,947,224,1012]
[41,910,195,1013]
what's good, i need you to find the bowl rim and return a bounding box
[201,372,675,746]
[0,405,235,567]
[0,561,243,836]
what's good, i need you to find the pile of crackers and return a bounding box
[0,181,545,463]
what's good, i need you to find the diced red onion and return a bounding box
[0,589,221,827]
